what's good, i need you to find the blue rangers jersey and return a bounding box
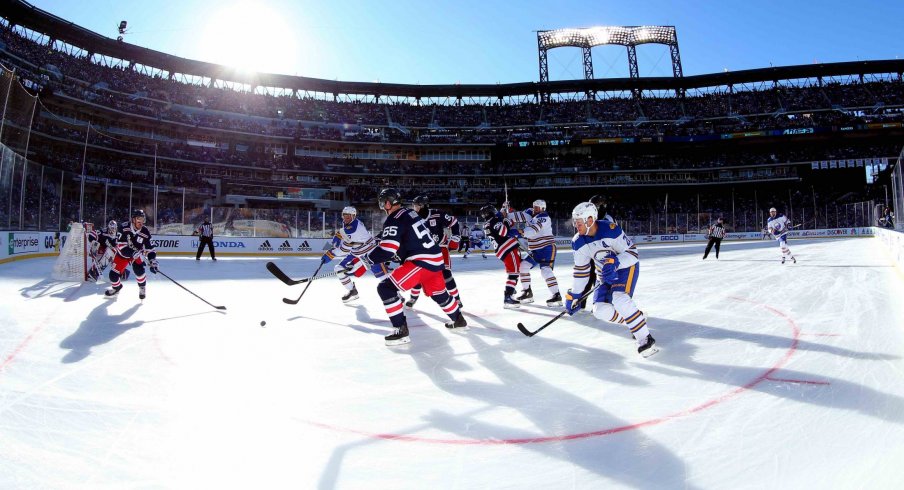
[366,208,444,271]
[115,221,156,260]
[324,218,378,260]
[509,208,555,251]
[571,219,638,293]
[767,214,791,240]
[483,213,521,259]
[420,207,461,249]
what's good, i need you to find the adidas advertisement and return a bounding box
[258,240,274,252]
[277,240,294,252]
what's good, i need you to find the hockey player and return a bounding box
[480,204,524,309]
[589,194,616,224]
[405,195,464,310]
[507,199,562,306]
[566,202,658,357]
[466,226,488,259]
[86,219,119,282]
[357,188,466,346]
[767,207,796,264]
[105,209,158,300]
[320,206,390,303]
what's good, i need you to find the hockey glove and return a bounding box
[359,253,375,268]
[149,258,159,274]
[321,251,335,264]
[600,252,620,284]
[564,289,583,315]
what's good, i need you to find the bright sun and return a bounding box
[199,3,297,74]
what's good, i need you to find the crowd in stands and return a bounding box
[2,23,904,146]
[0,21,898,234]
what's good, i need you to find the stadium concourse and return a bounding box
[1,237,903,489]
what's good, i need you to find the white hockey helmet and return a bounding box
[769,207,777,213]
[342,206,357,217]
[107,219,118,233]
[532,199,547,211]
[571,202,598,232]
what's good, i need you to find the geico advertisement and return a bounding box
[146,235,332,254]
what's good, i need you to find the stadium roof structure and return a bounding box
[4,0,904,100]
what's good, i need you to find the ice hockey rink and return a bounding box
[1,237,903,489]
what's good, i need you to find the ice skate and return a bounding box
[503,296,521,309]
[516,287,534,304]
[138,285,146,300]
[385,322,410,346]
[444,314,469,331]
[341,287,359,303]
[546,292,562,307]
[637,334,660,358]
[104,285,122,298]
[405,295,418,309]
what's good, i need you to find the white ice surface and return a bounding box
[1,238,904,490]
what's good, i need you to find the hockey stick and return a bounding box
[516,283,600,337]
[268,261,350,286]
[156,270,227,310]
[282,261,326,305]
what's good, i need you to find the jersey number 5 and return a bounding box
[413,221,436,248]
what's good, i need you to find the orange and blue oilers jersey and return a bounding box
[370,208,444,271]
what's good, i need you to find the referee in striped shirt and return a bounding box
[702,217,726,260]
[195,217,217,261]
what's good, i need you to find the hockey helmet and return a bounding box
[412,195,429,207]
[377,188,403,212]
[769,207,777,214]
[532,199,547,212]
[342,206,357,217]
[131,209,146,224]
[107,219,118,233]
[571,202,598,233]
[479,205,497,221]
[589,194,607,211]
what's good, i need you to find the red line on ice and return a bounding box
[304,296,806,445]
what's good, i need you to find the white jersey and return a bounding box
[767,214,791,239]
[570,220,639,293]
[470,228,485,241]
[327,218,378,259]
[509,209,556,250]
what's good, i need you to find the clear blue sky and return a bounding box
[26,0,904,85]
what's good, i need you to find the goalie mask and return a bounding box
[107,219,118,234]
[571,202,598,235]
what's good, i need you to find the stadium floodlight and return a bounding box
[537,25,683,99]
[538,25,677,49]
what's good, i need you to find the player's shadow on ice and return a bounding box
[59,300,144,363]
[636,317,904,423]
[19,278,96,302]
[287,305,392,336]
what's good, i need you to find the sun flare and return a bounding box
[199,3,297,74]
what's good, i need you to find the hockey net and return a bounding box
[52,222,92,281]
